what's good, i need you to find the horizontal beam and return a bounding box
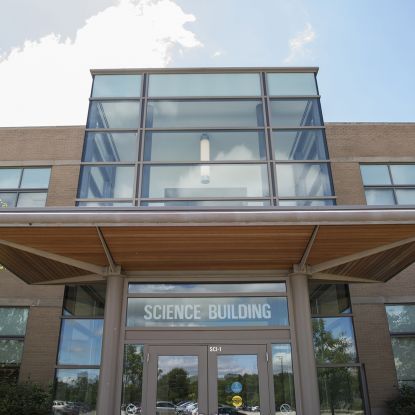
[310,272,376,284]
[32,274,106,285]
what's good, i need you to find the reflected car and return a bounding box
[217,406,245,415]
[156,401,177,415]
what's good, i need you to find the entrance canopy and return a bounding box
[1,207,415,284]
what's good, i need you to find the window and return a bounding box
[0,307,29,383]
[386,304,415,386]
[361,164,415,205]
[0,167,51,208]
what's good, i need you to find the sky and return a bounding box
[0,0,414,127]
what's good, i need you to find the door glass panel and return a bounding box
[217,355,260,414]
[156,355,198,414]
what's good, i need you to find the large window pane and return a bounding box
[318,367,364,415]
[0,192,17,208]
[0,308,28,336]
[87,101,140,129]
[278,199,335,207]
[395,189,415,205]
[270,99,322,127]
[63,285,106,317]
[386,305,415,333]
[276,163,332,197]
[365,189,395,205]
[149,73,261,97]
[144,131,266,161]
[146,100,264,128]
[390,337,415,385]
[57,319,103,365]
[55,369,99,415]
[360,165,391,185]
[92,74,141,98]
[272,129,327,160]
[309,284,351,315]
[313,317,357,364]
[20,168,51,188]
[83,132,138,162]
[142,164,269,198]
[267,73,317,96]
[0,339,24,365]
[390,164,415,185]
[272,344,296,414]
[0,168,21,188]
[78,165,134,198]
[17,192,47,207]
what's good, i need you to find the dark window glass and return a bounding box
[0,367,19,384]
[390,165,415,185]
[386,305,415,333]
[92,75,141,98]
[272,129,327,160]
[0,339,24,365]
[309,284,351,315]
[57,319,103,365]
[313,317,357,364]
[267,73,317,96]
[17,192,47,207]
[269,99,322,127]
[360,165,391,185]
[0,168,21,188]
[390,337,415,386]
[78,165,134,199]
[146,100,264,128]
[144,131,266,161]
[278,199,335,207]
[364,189,395,205]
[0,308,29,336]
[20,168,51,188]
[83,132,138,162]
[63,285,106,317]
[141,200,271,207]
[87,101,140,129]
[0,193,17,207]
[318,367,364,415]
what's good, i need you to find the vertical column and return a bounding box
[291,272,320,415]
[96,275,124,415]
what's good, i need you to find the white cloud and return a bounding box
[0,0,202,127]
[284,23,316,64]
[211,50,225,58]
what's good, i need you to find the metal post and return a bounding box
[290,272,320,415]
[96,275,124,415]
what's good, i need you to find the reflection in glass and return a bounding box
[129,282,286,294]
[0,339,24,365]
[276,163,332,197]
[386,305,415,333]
[142,164,269,198]
[318,367,364,415]
[395,189,415,205]
[390,165,415,185]
[313,317,357,364]
[16,192,48,207]
[121,345,144,415]
[92,75,142,98]
[0,308,29,336]
[148,73,261,97]
[272,344,296,414]
[278,199,334,207]
[217,354,259,414]
[269,99,322,127]
[309,284,351,315]
[267,73,317,96]
[0,367,19,384]
[20,168,51,188]
[141,200,271,207]
[0,193,17,207]
[55,369,100,415]
[146,101,264,128]
[127,297,288,328]
[0,168,21,188]
[364,189,395,205]
[360,165,391,185]
[78,201,134,207]
[78,165,134,199]
[87,101,140,129]
[272,130,327,160]
[63,285,106,317]
[390,337,415,386]
[144,131,266,161]
[83,132,138,162]
[57,319,103,365]
[157,355,198,407]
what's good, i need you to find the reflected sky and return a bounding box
[217,354,258,378]
[158,355,198,378]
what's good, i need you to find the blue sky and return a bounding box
[0,0,414,126]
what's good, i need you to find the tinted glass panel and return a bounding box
[149,73,261,97]
[0,339,24,364]
[20,168,51,188]
[276,163,332,197]
[83,132,138,162]
[92,74,141,97]
[391,337,415,385]
[63,285,106,317]
[146,100,264,128]
[144,131,266,161]
[395,189,415,205]
[272,130,327,160]
[309,284,351,315]
[127,297,289,327]
[278,199,334,207]
[386,305,415,333]
[57,319,103,365]
[318,367,364,415]
[0,192,17,207]
[360,165,391,185]
[141,200,271,207]
[87,101,140,129]
[269,99,322,127]
[267,73,317,96]
[142,164,269,198]
[390,165,415,185]
[129,283,286,294]
[78,201,134,206]
[365,189,395,205]
[0,308,28,336]
[313,317,357,364]
[0,367,19,384]
[17,192,47,207]
[78,165,134,198]
[55,369,99,415]
[0,168,21,188]
[272,344,296,414]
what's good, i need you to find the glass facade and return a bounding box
[78,70,335,206]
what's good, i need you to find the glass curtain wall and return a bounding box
[77,71,335,207]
